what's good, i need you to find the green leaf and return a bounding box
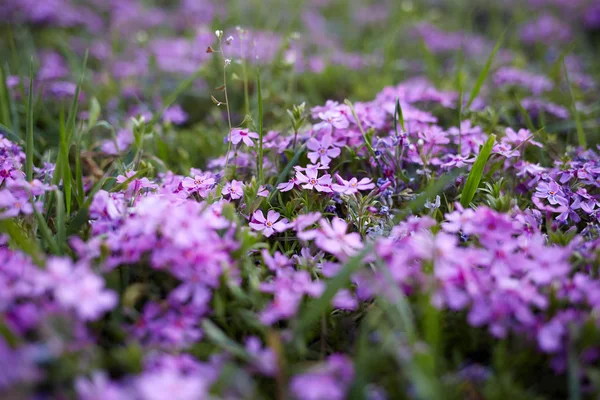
[394,98,405,134]
[87,97,101,129]
[202,319,251,360]
[460,134,496,208]
[466,30,505,109]
[0,219,42,264]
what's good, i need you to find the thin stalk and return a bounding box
[220,40,234,171]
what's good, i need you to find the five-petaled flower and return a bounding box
[230,128,259,147]
[307,134,341,165]
[295,167,332,192]
[315,217,363,258]
[249,210,289,237]
[332,175,375,194]
[181,173,215,197]
[534,180,569,206]
[223,180,245,200]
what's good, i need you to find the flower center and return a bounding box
[309,178,317,185]
[319,148,326,155]
[266,221,273,227]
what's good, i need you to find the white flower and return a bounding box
[215,30,223,39]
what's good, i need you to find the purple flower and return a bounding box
[245,336,277,376]
[493,143,520,158]
[503,128,542,148]
[313,110,350,135]
[537,317,565,353]
[307,134,341,165]
[441,154,475,169]
[249,210,289,237]
[277,177,297,192]
[295,167,332,192]
[290,355,354,400]
[45,258,117,321]
[534,181,569,207]
[332,175,375,194]
[230,128,259,147]
[181,173,215,197]
[315,218,363,258]
[222,180,244,199]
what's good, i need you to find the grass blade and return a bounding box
[466,30,505,109]
[257,69,264,183]
[55,190,66,254]
[25,59,34,182]
[33,205,60,255]
[0,64,12,128]
[563,62,586,149]
[394,98,405,134]
[460,134,496,208]
[344,99,375,156]
[202,319,250,360]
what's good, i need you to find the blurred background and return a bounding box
[0,0,598,170]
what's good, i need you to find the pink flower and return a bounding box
[181,173,215,197]
[257,185,269,197]
[230,128,259,147]
[307,134,341,165]
[314,110,350,135]
[441,154,475,169]
[332,175,375,194]
[277,178,296,192]
[249,210,289,237]
[503,128,542,148]
[222,180,245,200]
[493,143,520,158]
[289,212,322,240]
[46,258,117,321]
[316,218,363,258]
[295,167,332,192]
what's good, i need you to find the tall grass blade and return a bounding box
[25,60,34,182]
[257,70,264,183]
[466,30,505,109]
[55,191,66,254]
[0,64,12,128]
[563,62,586,149]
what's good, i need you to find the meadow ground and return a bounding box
[0,0,600,399]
